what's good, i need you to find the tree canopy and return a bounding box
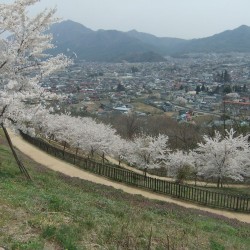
[0,0,71,130]
[0,0,71,178]
[194,129,250,187]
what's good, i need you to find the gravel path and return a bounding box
[10,132,250,224]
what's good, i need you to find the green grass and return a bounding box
[0,138,250,249]
[132,101,164,114]
[202,186,250,197]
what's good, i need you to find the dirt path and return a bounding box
[10,132,250,224]
[106,156,249,188]
[41,138,249,188]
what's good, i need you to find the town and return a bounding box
[42,52,250,127]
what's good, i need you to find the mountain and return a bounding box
[177,25,250,54]
[49,20,250,62]
[50,20,165,62]
[126,29,187,55]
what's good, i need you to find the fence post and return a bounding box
[235,196,239,211]
[205,190,208,205]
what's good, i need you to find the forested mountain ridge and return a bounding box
[49,20,250,62]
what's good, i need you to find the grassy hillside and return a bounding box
[0,136,250,249]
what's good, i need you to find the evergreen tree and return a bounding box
[195,85,201,94]
[243,84,247,92]
[201,83,206,92]
[116,83,126,92]
[131,66,139,73]
[224,70,231,83]
[223,85,232,94]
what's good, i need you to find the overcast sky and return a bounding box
[3,0,250,39]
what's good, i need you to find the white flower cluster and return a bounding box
[0,0,72,129]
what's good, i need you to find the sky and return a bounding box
[3,0,250,39]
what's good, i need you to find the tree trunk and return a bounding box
[1,125,31,180]
[63,141,66,157]
[217,177,221,188]
[74,148,79,165]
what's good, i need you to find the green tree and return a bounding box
[195,85,201,94]
[116,83,126,92]
[223,70,231,83]
[243,84,247,92]
[131,66,139,73]
[223,85,232,94]
[201,83,206,92]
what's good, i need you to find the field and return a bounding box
[132,102,164,114]
[0,136,250,249]
[192,114,217,125]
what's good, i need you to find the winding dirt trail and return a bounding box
[10,132,250,224]
[106,156,249,188]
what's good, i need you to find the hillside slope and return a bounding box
[0,133,250,249]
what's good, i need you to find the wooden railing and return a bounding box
[20,132,250,213]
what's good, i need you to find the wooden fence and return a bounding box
[20,132,250,213]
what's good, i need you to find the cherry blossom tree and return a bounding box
[0,0,71,178]
[75,117,123,158]
[188,151,204,186]
[194,129,250,187]
[167,150,194,183]
[30,112,125,161]
[124,134,169,172]
[175,96,187,106]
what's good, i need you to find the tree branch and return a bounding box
[0,60,7,69]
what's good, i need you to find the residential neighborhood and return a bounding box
[42,52,250,126]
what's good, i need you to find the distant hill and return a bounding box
[49,20,250,62]
[126,29,187,55]
[177,25,250,54]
